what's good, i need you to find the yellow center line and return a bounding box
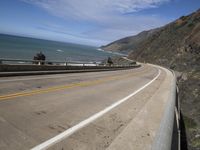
[0,67,151,101]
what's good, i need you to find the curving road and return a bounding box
[0,64,174,150]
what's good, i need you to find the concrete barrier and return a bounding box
[0,64,141,77]
[0,64,67,72]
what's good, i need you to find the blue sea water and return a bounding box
[0,34,115,62]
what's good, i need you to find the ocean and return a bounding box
[0,34,116,62]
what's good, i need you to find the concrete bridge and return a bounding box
[0,59,180,150]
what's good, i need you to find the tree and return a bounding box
[33,52,46,65]
[107,57,113,66]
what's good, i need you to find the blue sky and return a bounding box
[0,0,200,46]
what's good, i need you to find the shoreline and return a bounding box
[97,48,128,57]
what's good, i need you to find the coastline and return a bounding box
[97,47,128,57]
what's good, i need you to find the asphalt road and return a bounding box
[0,64,173,150]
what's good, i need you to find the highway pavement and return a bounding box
[0,64,174,150]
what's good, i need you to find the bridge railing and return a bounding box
[0,58,101,66]
[0,58,137,67]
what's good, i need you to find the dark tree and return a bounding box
[33,52,46,65]
[107,57,113,66]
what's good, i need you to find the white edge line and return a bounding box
[31,69,161,150]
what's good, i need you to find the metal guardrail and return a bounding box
[151,67,180,150]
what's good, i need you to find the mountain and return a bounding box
[102,9,200,150]
[101,28,160,54]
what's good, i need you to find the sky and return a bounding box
[0,0,200,46]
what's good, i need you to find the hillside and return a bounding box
[101,28,159,54]
[102,9,200,150]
